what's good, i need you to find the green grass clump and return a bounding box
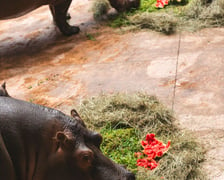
[100,128,141,173]
[139,0,158,12]
[77,93,206,180]
[108,14,131,28]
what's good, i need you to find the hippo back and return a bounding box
[0,96,76,180]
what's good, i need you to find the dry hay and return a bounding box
[77,93,206,179]
[181,0,224,30]
[91,0,224,33]
[128,12,178,34]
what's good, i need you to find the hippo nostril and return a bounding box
[126,172,135,180]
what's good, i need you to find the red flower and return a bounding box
[141,140,148,147]
[135,133,171,170]
[166,141,171,148]
[156,1,165,8]
[134,152,142,158]
[156,0,169,8]
[146,133,155,142]
[156,151,163,157]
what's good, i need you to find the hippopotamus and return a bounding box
[0,0,80,36]
[108,0,140,13]
[0,0,140,36]
[0,84,135,180]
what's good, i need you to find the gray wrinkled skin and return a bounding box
[0,85,135,180]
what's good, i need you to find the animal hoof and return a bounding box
[61,26,80,36]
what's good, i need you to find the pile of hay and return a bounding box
[128,12,178,34]
[183,0,224,28]
[91,0,224,33]
[77,93,206,180]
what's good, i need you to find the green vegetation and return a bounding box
[100,128,141,173]
[139,0,158,12]
[91,0,224,33]
[77,93,206,180]
[85,33,97,41]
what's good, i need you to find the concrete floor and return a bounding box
[0,1,223,179]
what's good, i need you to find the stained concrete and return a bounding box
[0,0,223,179]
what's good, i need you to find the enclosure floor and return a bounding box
[0,0,224,179]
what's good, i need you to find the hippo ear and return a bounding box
[71,109,86,127]
[71,109,81,119]
[56,131,76,152]
[56,131,66,142]
[0,82,10,97]
[2,82,6,89]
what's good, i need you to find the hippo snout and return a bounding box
[126,172,136,180]
[121,165,135,180]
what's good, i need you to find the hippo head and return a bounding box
[0,82,10,97]
[108,0,140,12]
[45,117,135,180]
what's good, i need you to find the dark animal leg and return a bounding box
[49,0,80,36]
